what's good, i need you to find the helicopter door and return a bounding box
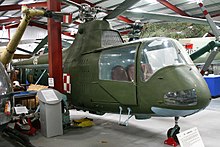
[98,43,140,105]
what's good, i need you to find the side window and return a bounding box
[140,50,153,81]
[99,45,137,81]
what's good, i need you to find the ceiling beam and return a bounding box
[117,16,134,24]
[29,21,75,38]
[210,13,220,18]
[0,4,20,11]
[70,0,95,6]
[0,0,5,5]
[0,23,19,30]
[0,17,21,24]
[180,2,220,13]
[190,9,220,19]
[0,2,47,11]
[29,21,48,30]
[119,30,131,35]
[157,0,190,16]
[26,1,47,8]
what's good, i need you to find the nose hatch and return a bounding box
[151,65,211,110]
[164,88,197,106]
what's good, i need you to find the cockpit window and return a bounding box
[99,44,138,81]
[141,38,189,81]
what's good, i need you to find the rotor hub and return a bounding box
[79,3,97,22]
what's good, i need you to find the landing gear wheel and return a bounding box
[167,125,180,143]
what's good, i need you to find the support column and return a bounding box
[47,0,63,93]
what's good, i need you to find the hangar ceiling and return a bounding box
[0,0,220,41]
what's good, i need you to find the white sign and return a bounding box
[177,127,204,147]
[14,106,28,114]
[48,78,54,87]
[41,89,59,102]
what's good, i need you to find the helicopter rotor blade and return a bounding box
[123,10,220,26]
[197,2,220,75]
[104,0,141,20]
[32,35,48,55]
[16,47,33,54]
[198,2,220,40]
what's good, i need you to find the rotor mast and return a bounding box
[0,6,45,65]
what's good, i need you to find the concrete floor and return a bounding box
[1,98,220,147]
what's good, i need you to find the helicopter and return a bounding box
[5,0,220,143]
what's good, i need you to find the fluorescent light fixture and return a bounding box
[145,0,159,5]
[0,16,9,20]
[18,0,36,5]
[187,0,203,4]
[130,8,144,13]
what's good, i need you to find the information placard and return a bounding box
[14,106,28,114]
[41,89,59,102]
[48,78,54,87]
[177,127,204,147]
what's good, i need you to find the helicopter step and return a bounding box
[118,106,133,126]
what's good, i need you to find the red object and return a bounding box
[200,70,205,75]
[63,73,71,93]
[157,0,190,17]
[117,15,134,23]
[203,10,208,16]
[185,43,193,50]
[199,3,203,7]
[26,118,37,136]
[63,13,72,24]
[0,16,20,24]
[62,31,76,37]
[4,101,11,116]
[164,137,178,147]
[48,0,64,93]
[15,118,37,136]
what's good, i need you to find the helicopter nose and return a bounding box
[148,65,211,116]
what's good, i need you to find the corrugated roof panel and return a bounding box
[1,0,20,5]
[96,0,124,8]
[61,6,78,13]
[3,10,20,17]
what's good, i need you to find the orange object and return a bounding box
[4,100,11,115]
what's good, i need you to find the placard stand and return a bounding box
[177,127,204,147]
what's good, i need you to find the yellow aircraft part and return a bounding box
[22,6,45,18]
[71,118,95,128]
[0,6,45,65]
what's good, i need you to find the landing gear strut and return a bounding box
[164,117,180,146]
[118,106,133,126]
